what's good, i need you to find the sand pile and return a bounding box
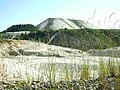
[0,40,87,58]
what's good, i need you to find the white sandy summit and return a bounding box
[37,18,97,30]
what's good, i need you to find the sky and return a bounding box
[0,0,120,31]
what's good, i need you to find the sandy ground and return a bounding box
[0,40,120,81]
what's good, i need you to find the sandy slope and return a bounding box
[0,40,120,81]
[37,18,97,30]
[0,40,87,81]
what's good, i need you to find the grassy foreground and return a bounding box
[0,38,120,89]
[0,56,120,89]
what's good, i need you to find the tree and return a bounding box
[5,24,38,32]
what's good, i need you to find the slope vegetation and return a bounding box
[17,29,119,51]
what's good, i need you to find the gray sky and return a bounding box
[0,0,120,31]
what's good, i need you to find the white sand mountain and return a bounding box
[37,18,97,30]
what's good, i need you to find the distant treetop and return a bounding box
[4,24,37,32]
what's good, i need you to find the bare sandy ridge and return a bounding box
[0,40,87,58]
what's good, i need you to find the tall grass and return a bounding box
[1,44,120,89]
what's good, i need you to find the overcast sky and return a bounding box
[0,0,120,31]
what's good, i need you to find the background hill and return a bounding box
[37,18,97,30]
[3,24,37,32]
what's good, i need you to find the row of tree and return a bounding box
[3,24,37,32]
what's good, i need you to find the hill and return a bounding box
[17,29,119,51]
[3,24,37,32]
[37,18,97,30]
[1,24,37,39]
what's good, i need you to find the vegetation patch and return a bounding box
[16,29,120,51]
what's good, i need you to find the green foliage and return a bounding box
[3,24,37,32]
[0,39,12,44]
[102,29,120,46]
[16,29,119,51]
[0,33,2,39]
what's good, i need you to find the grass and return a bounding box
[1,53,120,89]
[0,37,120,89]
[0,39,13,44]
[0,40,120,89]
